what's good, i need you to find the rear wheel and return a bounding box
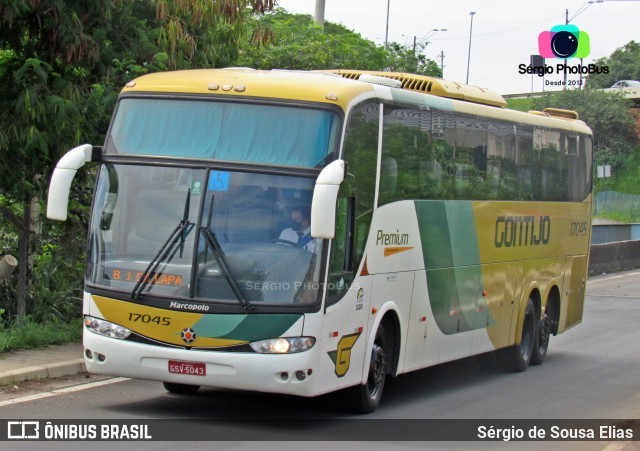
[163,382,200,395]
[348,326,388,414]
[531,301,555,365]
[499,297,536,372]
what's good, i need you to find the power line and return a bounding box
[429,13,565,41]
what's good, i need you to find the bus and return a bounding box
[47,68,592,413]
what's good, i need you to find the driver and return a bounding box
[279,205,318,253]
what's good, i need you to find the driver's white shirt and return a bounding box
[278,226,318,253]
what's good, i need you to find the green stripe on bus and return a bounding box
[193,314,302,341]
[415,201,494,334]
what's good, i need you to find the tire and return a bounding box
[163,382,200,395]
[531,301,554,365]
[348,325,388,414]
[499,297,536,372]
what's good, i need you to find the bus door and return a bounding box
[561,255,587,332]
[318,277,373,394]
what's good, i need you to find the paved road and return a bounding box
[1,271,639,449]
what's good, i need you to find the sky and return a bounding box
[274,0,640,95]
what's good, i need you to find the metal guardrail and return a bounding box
[594,191,640,217]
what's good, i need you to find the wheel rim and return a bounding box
[367,344,386,399]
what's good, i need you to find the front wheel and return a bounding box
[348,326,388,414]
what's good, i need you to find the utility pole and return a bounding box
[385,0,391,48]
[466,12,476,84]
[314,0,326,27]
[437,51,445,77]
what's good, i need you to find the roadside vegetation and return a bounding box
[0,2,441,352]
[0,2,637,352]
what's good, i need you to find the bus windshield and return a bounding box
[105,98,340,168]
[87,165,323,306]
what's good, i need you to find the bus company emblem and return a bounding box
[328,332,361,377]
[494,215,551,248]
[181,328,197,344]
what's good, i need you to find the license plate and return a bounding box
[168,360,206,376]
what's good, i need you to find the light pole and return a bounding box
[466,12,476,84]
[314,0,326,27]
[563,1,603,89]
[385,0,391,49]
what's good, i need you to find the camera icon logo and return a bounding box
[538,24,590,59]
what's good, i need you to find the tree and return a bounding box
[237,9,441,76]
[531,89,637,171]
[238,9,388,70]
[384,41,442,77]
[0,0,272,320]
[585,41,640,89]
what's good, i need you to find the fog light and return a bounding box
[296,371,306,381]
[97,353,106,362]
[85,349,93,359]
[280,372,289,381]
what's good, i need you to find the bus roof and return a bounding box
[321,69,508,108]
[121,68,374,111]
[122,68,590,135]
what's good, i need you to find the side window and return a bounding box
[487,121,516,199]
[454,115,488,199]
[327,102,379,304]
[567,134,592,201]
[515,124,534,199]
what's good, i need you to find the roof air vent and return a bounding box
[358,74,403,89]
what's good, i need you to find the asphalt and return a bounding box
[0,342,85,386]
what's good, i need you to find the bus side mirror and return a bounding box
[311,159,345,239]
[47,144,96,221]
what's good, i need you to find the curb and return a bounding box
[0,359,86,386]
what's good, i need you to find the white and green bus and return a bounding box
[47,68,592,413]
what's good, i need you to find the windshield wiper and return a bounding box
[200,195,253,311]
[130,189,194,300]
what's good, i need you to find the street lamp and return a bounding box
[385,0,391,48]
[567,0,603,23]
[466,12,476,84]
[420,28,447,44]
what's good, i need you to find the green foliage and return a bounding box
[585,41,640,89]
[0,318,82,353]
[594,146,640,195]
[531,89,638,171]
[0,0,271,325]
[237,9,441,76]
[238,9,387,70]
[383,41,442,77]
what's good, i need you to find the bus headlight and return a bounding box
[249,337,315,354]
[84,316,131,340]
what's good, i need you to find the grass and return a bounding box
[0,317,82,354]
